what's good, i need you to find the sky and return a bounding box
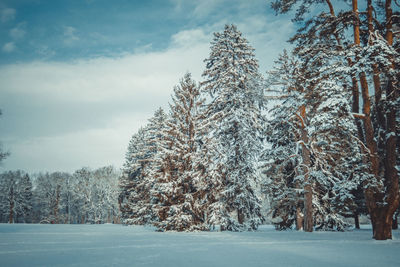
[0,0,296,173]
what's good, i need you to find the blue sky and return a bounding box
[0,0,279,64]
[0,0,296,173]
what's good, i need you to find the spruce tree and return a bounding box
[262,50,303,230]
[263,49,362,231]
[152,73,206,231]
[17,174,33,223]
[270,0,399,239]
[0,171,33,223]
[201,24,264,231]
[120,108,168,225]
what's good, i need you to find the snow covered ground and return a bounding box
[0,224,399,267]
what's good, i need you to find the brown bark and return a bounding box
[385,0,393,46]
[355,0,399,240]
[379,0,399,240]
[299,105,313,232]
[353,0,384,239]
[8,187,14,224]
[370,208,395,239]
[352,0,361,46]
[325,0,365,143]
[367,0,386,154]
[238,209,244,224]
[54,185,61,224]
[393,212,399,230]
[360,76,379,177]
[350,71,365,143]
[367,0,399,240]
[296,206,304,230]
[354,213,360,229]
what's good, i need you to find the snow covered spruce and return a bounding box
[120,25,265,231]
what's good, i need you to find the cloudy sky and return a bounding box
[0,0,296,173]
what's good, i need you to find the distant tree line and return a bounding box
[0,166,120,224]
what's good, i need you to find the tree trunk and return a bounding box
[9,199,14,224]
[370,209,394,240]
[367,0,385,154]
[54,185,61,224]
[296,206,304,230]
[299,105,313,232]
[373,0,400,240]
[393,211,398,230]
[325,0,365,144]
[303,179,313,232]
[238,209,244,224]
[352,0,360,45]
[354,212,360,229]
[385,0,393,45]
[352,0,398,240]
[8,186,14,224]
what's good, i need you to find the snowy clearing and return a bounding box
[0,224,399,267]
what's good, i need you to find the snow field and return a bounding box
[1,224,400,267]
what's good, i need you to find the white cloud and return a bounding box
[192,0,226,18]
[2,113,148,173]
[0,30,210,103]
[10,23,26,39]
[133,43,153,54]
[171,28,210,48]
[35,44,56,58]
[0,15,294,172]
[236,15,295,71]
[0,31,210,172]
[2,42,15,53]
[0,7,15,23]
[63,26,79,45]
[170,0,184,12]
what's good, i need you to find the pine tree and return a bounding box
[152,73,206,231]
[120,108,168,225]
[262,50,303,230]
[307,79,361,231]
[263,48,362,231]
[120,127,150,224]
[270,0,400,240]
[17,174,33,223]
[0,171,33,223]
[201,24,264,231]
[0,171,18,223]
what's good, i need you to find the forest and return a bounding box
[0,167,120,225]
[0,0,399,241]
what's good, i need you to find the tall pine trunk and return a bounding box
[352,0,399,240]
[354,213,360,229]
[8,188,14,224]
[296,206,304,230]
[299,105,313,232]
[393,210,399,230]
